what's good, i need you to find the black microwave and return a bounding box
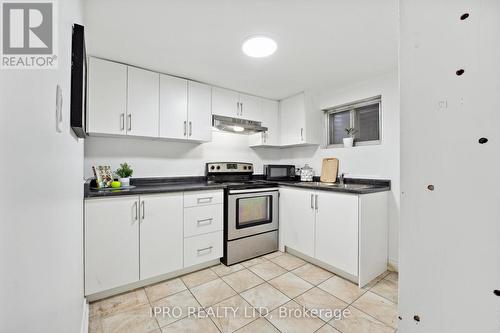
[263,165,296,180]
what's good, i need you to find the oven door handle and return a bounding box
[228,187,279,195]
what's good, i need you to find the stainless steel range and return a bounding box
[206,162,279,265]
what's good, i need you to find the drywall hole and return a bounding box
[413,315,421,322]
[494,290,500,296]
[427,185,435,191]
[398,316,403,321]
[456,69,465,76]
[460,13,469,20]
[478,138,488,144]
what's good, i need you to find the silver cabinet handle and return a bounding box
[189,121,192,136]
[141,201,145,220]
[315,194,318,211]
[120,113,125,131]
[127,114,132,131]
[197,246,213,256]
[236,102,240,116]
[300,128,304,141]
[133,201,138,221]
[240,102,243,116]
[310,194,314,209]
[197,218,213,226]
[183,121,187,136]
[197,197,213,204]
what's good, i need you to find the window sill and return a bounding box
[323,140,381,149]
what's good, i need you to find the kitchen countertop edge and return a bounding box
[84,176,391,198]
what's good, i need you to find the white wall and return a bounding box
[0,1,85,333]
[278,72,400,267]
[84,131,281,178]
[399,0,500,332]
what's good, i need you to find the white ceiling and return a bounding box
[84,0,398,100]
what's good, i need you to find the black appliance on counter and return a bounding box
[263,164,296,181]
[206,162,279,265]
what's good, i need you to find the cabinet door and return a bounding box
[239,93,262,121]
[262,99,280,145]
[212,87,239,118]
[315,192,359,276]
[85,197,140,295]
[249,99,279,146]
[127,67,159,137]
[279,187,316,257]
[87,57,127,135]
[159,75,188,139]
[280,93,306,145]
[139,193,184,280]
[187,81,212,141]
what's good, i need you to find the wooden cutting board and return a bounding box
[320,158,339,183]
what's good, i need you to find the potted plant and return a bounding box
[116,163,133,187]
[343,127,357,147]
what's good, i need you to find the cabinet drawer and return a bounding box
[184,204,223,237]
[184,190,223,208]
[184,231,223,267]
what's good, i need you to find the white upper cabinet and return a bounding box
[87,57,127,135]
[159,74,188,139]
[126,67,160,137]
[212,87,262,120]
[238,93,262,121]
[212,87,240,118]
[159,76,211,142]
[187,81,212,142]
[279,92,321,147]
[249,98,280,147]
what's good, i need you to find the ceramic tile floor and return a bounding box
[89,251,398,333]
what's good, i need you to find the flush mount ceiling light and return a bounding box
[242,36,277,58]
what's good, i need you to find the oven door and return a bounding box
[227,188,279,240]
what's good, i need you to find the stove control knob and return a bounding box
[243,166,247,170]
[210,165,215,170]
[216,166,221,170]
[248,166,252,170]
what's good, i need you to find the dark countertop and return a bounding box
[84,176,390,198]
[84,177,226,198]
[273,179,391,194]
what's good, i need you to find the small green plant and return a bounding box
[345,127,357,138]
[116,163,133,178]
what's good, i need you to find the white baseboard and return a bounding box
[80,298,89,333]
[388,258,399,272]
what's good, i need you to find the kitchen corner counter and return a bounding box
[273,178,391,194]
[84,176,390,198]
[84,177,226,198]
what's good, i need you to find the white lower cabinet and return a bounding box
[315,191,359,277]
[279,187,316,257]
[184,204,223,237]
[84,189,224,296]
[85,196,140,295]
[279,186,387,286]
[184,231,223,267]
[139,193,184,280]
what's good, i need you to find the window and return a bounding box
[324,96,381,147]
